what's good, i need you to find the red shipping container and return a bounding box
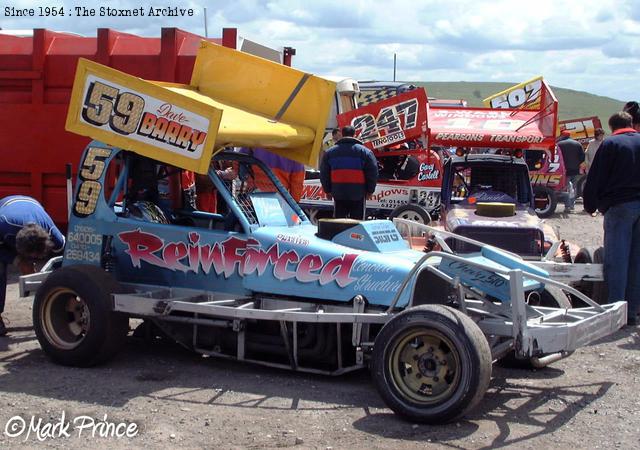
[0,27,288,228]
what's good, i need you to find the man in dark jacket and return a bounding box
[557,130,585,212]
[583,112,640,326]
[320,126,378,220]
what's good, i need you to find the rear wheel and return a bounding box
[371,305,491,423]
[390,204,431,225]
[534,187,557,218]
[33,265,128,367]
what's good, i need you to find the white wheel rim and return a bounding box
[397,209,429,224]
[41,287,90,350]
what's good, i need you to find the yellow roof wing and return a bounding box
[66,42,336,173]
[483,76,544,110]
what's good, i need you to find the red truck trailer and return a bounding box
[0,27,293,229]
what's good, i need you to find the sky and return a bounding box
[2,0,638,101]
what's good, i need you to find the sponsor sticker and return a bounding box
[118,230,359,287]
[371,130,406,148]
[80,75,209,159]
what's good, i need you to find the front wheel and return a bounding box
[573,246,608,305]
[33,265,129,367]
[371,305,491,423]
[526,285,572,308]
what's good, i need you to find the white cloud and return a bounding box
[1,0,638,101]
[467,52,517,71]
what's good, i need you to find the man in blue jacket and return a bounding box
[584,112,640,326]
[0,195,65,335]
[320,126,378,220]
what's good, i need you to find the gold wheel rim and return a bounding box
[388,328,461,405]
[41,287,90,350]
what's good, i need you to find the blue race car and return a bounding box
[22,144,626,424]
[19,46,626,424]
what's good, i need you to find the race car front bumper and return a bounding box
[477,300,627,358]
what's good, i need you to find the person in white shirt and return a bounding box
[585,128,605,172]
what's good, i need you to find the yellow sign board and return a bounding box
[66,42,337,172]
[483,76,544,110]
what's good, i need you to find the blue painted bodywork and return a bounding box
[63,142,543,309]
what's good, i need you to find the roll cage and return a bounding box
[105,150,310,234]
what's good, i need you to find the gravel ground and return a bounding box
[0,206,638,449]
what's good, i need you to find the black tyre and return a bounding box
[390,204,431,225]
[33,265,129,367]
[371,305,491,424]
[573,246,608,304]
[534,187,557,218]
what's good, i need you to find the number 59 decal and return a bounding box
[82,81,146,135]
[74,147,112,216]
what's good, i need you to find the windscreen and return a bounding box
[450,163,531,205]
[212,154,301,227]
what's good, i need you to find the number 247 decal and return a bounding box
[352,99,419,142]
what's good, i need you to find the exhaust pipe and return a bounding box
[530,351,572,368]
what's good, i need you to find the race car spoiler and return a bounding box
[65,41,336,173]
[428,105,557,150]
[335,79,558,152]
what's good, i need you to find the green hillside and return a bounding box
[412,81,624,124]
